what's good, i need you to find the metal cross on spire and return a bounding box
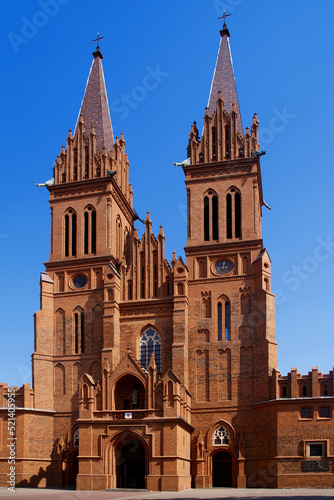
[218,11,231,25]
[93,33,104,50]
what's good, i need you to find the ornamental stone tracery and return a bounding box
[213,426,230,446]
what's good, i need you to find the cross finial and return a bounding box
[218,11,231,26]
[93,32,104,50]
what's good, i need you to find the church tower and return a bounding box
[33,43,136,411]
[184,21,277,487]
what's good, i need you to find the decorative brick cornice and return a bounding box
[120,304,173,317]
[190,164,252,179]
[53,184,106,198]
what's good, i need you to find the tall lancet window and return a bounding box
[84,206,96,254]
[204,190,219,241]
[64,208,77,257]
[139,327,161,372]
[74,309,85,354]
[218,296,231,341]
[226,188,241,239]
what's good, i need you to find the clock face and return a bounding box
[214,260,233,275]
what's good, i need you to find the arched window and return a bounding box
[73,429,79,447]
[204,196,210,241]
[225,302,231,340]
[235,192,241,238]
[64,208,76,257]
[199,260,206,278]
[218,302,223,341]
[218,298,231,341]
[139,327,161,372]
[204,191,218,241]
[74,310,85,354]
[213,426,230,445]
[226,188,241,239]
[84,206,96,254]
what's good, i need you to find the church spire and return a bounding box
[74,37,114,153]
[207,20,243,136]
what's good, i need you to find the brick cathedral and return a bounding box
[1,22,333,490]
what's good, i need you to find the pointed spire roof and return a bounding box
[75,49,114,153]
[207,24,243,135]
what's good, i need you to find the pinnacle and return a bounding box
[145,211,152,224]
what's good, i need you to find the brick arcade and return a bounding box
[0,21,333,490]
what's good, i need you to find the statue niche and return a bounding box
[114,374,145,410]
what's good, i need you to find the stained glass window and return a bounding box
[139,328,161,372]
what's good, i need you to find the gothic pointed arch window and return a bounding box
[73,429,79,447]
[226,187,241,239]
[218,296,231,341]
[64,208,77,257]
[213,426,230,446]
[84,205,96,255]
[73,307,85,354]
[139,327,161,372]
[204,190,219,241]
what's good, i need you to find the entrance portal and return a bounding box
[69,452,78,488]
[116,437,146,489]
[212,450,232,487]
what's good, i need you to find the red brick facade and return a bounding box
[0,27,333,491]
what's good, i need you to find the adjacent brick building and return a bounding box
[0,22,333,490]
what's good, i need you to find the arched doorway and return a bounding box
[116,437,146,489]
[212,450,232,487]
[69,452,78,488]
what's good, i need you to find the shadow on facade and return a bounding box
[15,467,52,488]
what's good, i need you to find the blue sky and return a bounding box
[1,1,334,387]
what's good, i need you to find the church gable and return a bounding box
[109,351,148,387]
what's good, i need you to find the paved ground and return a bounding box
[0,488,333,500]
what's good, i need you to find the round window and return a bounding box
[73,275,87,288]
